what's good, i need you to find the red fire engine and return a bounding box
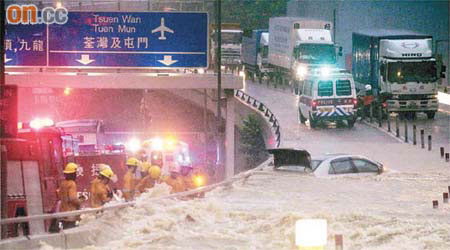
[1,123,127,239]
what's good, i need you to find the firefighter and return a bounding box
[122,157,139,201]
[162,165,186,193]
[182,165,207,199]
[180,165,196,190]
[90,165,115,208]
[58,163,85,229]
[139,161,151,179]
[135,165,161,194]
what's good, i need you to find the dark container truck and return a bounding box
[241,29,272,83]
[352,30,445,119]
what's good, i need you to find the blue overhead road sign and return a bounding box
[4,23,47,66]
[48,12,208,68]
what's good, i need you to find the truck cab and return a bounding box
[353,30,443,119]
[379,39,439,118]
[210,23,243,73]
[268,17,342,90]
[242,29,273,82]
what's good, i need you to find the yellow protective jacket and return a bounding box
[58,180,82,221]
[183,175,197,190]
[122,170,136,201]
[90,178,111,208]
[164,175,186,193]
[135,175,156,194]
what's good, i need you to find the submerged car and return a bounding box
[270,149,384,177]
[311,154,383,177]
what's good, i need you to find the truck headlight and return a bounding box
[320,67,331,77]
[296,66,307,77]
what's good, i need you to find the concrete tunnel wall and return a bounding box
[166,89,272,173]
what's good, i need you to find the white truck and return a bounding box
[210,23,243,73]
[268,17,342,91]
[352,30,446,119]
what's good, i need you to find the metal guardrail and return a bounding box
[235,89,281,148]
[0,163,265,226]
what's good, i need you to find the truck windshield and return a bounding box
[212,31,242,44]
[387,61,437,84]
[295,44,336,64]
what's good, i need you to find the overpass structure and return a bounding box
[4,0,243,181]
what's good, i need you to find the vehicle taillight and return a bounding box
[311,100,317,110]
[352,98,358,107]
[382,102,387,108]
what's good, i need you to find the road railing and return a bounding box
[234,89,281,148]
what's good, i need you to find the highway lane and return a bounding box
[241,79,449,173]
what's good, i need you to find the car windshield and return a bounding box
[311,160,322,171]
[387,61,437,84]
[294,44,336,64]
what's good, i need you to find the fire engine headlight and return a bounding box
[198,68,205,74]
[151,137,164,151]
[296,65,307,77]
[126,138,141,153]
[30,118,54,129]
[320,67,331,77]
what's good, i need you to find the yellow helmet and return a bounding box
[63,162,78,174]
[148,166,161,179]
[99,167,114,179]
[126,157,140,167]
[140,162,151,172]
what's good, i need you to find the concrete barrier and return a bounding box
[0,224,98,250]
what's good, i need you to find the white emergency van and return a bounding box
[298,68,358,128]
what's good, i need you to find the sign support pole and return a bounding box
[215,0,225,182]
